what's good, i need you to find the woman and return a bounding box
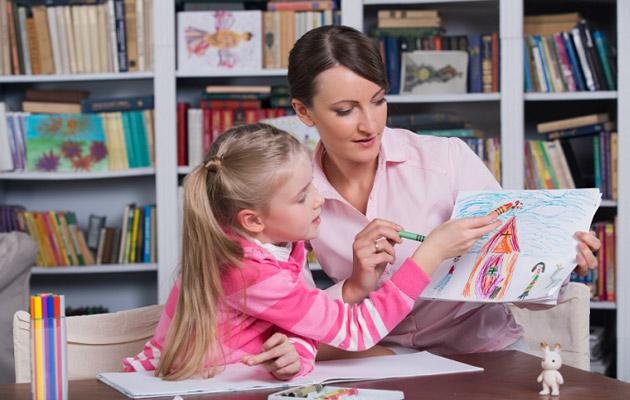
[287,25,600,357]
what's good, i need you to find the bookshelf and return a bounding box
[339,0,629,382]
[0,0,627,382]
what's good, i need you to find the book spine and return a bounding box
[177,102,188,166]
[553,33,576,92]
[593,31,615,91]
[562,32,585,91]
[546,123,609,140]
[80,95,154,113]
[571,28,595,91]
[468,35,482,93]
[114,0,128,71]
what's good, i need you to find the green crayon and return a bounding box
[399,230,426,242]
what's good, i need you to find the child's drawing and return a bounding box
[462,215,520,300]
[518,262,545,300]
[420,189,601,304]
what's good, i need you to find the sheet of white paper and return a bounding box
[420,189,601,304]
[97,352,482,399]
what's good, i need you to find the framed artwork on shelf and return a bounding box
[177,11,263,72]
[400,51,468,95]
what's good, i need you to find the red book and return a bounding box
[202,109,212,154]
[199,100,262,110]
[491,32,499,93]
[177,103,189,166]
[211,109,222,144]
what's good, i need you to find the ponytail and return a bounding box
[156,166,242,380]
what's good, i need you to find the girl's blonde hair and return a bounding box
[156,123,308,380]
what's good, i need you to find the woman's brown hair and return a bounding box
[288,25,388,107]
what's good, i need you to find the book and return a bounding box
[22,101,82,114]
[25,89,89,103]
[24,114,108,172]
[545,122,615,140]
[537,113,609,133]
[204,85,271,94]
[98,352,482,399]
[86,214,106,251]
[177,11,262,72]
[80,95,154,113]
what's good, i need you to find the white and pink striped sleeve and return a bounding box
[224,257,430,352]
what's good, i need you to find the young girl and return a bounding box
[287,25,601,358]
[123,123,499,380]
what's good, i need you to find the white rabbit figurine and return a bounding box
[537,342,564,396]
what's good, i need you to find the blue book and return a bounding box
[533,36,552,92]
[384,36,400,94]
[81,95,154,113]
[467,35,482,93]
[143,205,151,263]
[523,42,533,92]
[545,122,614,140]
[562,32,585,91]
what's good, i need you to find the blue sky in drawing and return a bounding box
[453,189,601,257]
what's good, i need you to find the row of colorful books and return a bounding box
[571,221,616,302]
[177,8,339,73]
[179,104,291,168]
[2,203,156,267]
[524,16,616,92]
[373,28,499,94]
[527,113,617,199]
[176,85,293,166]
[0,106,154,172]
[416,129,501,183]
[0,0,153,76]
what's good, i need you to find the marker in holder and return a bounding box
[31,294,67,400]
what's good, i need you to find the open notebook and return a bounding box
[98,352,482,399]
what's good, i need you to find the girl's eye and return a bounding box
[298,194,307,203]
[335,108,352,116]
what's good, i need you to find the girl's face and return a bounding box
[295,66,388,166]
[258,153,325,244]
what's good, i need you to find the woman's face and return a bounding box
[298,66,388,166]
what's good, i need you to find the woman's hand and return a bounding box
[412,215,501,276]
[241,333,301,381]
[344,219,403,303]
[574,231,601,276]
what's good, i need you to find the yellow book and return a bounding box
[23,212,45,266]
[48,211,70,265]
[129,207,140,263]
[34,213,58,266]
[113,113,129,169]
[56,212,79,265]
[32,296,45,400]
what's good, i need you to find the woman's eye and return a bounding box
[335,108,352,116]
[375,98,387,105]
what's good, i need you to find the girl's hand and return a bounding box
[241,333,301,381]
[412,215,501,276]
[344,219,403,302]
[574,231,601,276]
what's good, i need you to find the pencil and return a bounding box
[399,230,425,242]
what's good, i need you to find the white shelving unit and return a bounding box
[341,0,628,382]
[1,0,627,382]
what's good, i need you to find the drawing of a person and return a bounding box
[518,262,546,300]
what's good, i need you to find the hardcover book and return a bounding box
[25,114,108,172]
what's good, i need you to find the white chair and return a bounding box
[13,304,163,382]
[0,232,37,384]
[508,282,591,371]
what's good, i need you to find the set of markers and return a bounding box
[30,294,68,400]
[268,385,403,400]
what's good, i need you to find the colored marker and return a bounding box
[289,383,323,397]
[319,387,359,399]
[33,296,45,400]
[399,230,425,242]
